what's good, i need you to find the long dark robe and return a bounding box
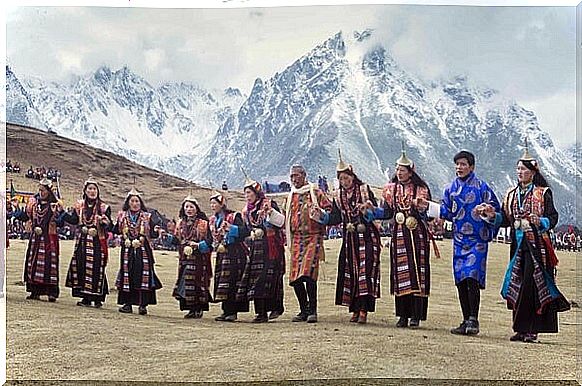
[236,199,285,314]
[328,183,382,313]
[16,195,61,298]
[211,211,250,314]
[499,186,570,334]
[172,216,214,312]
[63,200,112,302]
[112,211,163,306]
[377,182,432,320]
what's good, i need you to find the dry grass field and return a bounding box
[5,237,578,383]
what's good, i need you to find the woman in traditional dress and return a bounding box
[112,188,162,315]
[172,195,213,319]
[484,142,570,342]
[237,176,286,323]
[63,175,112,308]
[14,178,62,302]
[209,192,250,322]
[328,150,382,324]
[373,147,435,328]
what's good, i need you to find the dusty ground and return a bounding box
[5,238,579,383]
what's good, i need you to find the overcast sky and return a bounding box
[5,1,576,146]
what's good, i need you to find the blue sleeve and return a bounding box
[198,240,210,253]
[490,212,503,228]
[228,225,239,238]
[226,225,239,245]
[13,209,28,222]
[440,186,454,221]
[314,212,330,225]
[373,207,385,220]
[55,211,67,227]
[364,209,374,223]
[480,183,502,235]
[319,212,329,225]
[539,217,550,233]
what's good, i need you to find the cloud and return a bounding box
[144,48,166,73]
[520,90,576,147]
[57,49,84,72]
[6,4,575,144]
[376,6,575,100]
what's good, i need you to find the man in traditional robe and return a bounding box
[283,165,332,323]
[418,151,500,335]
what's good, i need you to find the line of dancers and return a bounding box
[13,142,570,342]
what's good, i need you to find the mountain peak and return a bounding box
[362,45,392,75]
[224,87,242,98]
[113,65,143,82]
[94,66,113,84]
[325,31,346,55]
[353,28,373,42]
[251,78,264,93]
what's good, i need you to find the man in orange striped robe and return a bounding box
[283,165,332,323]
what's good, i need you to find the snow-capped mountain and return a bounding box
[200,31,578,219]
[6,66,47,130]
[563,143,580,164]
[6,30,578,221]
[7,64,246,177]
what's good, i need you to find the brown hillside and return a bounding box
[6,123,247,219]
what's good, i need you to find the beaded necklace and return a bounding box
[33,200,51,226]
[81,201,98,227]
[180,217,199,241]
[123,210,145,239]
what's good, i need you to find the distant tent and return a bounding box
[5,189,34,204]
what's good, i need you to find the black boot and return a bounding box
[523,333,538,343]
[465,316,479,335]
[26,293,40,300]
[306,280,318,323]
[254,300,269,323]
[77,298,91,307]
[450,320,468,335]
[292,282,309,322]
[396,317,408,328]
[292,312,308,322]
[215,313,228,321]
[307,302,318,323]
[119,304,133,313]
[268,310,282,320]
[253,314,269,323]
[510,332,525,342]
